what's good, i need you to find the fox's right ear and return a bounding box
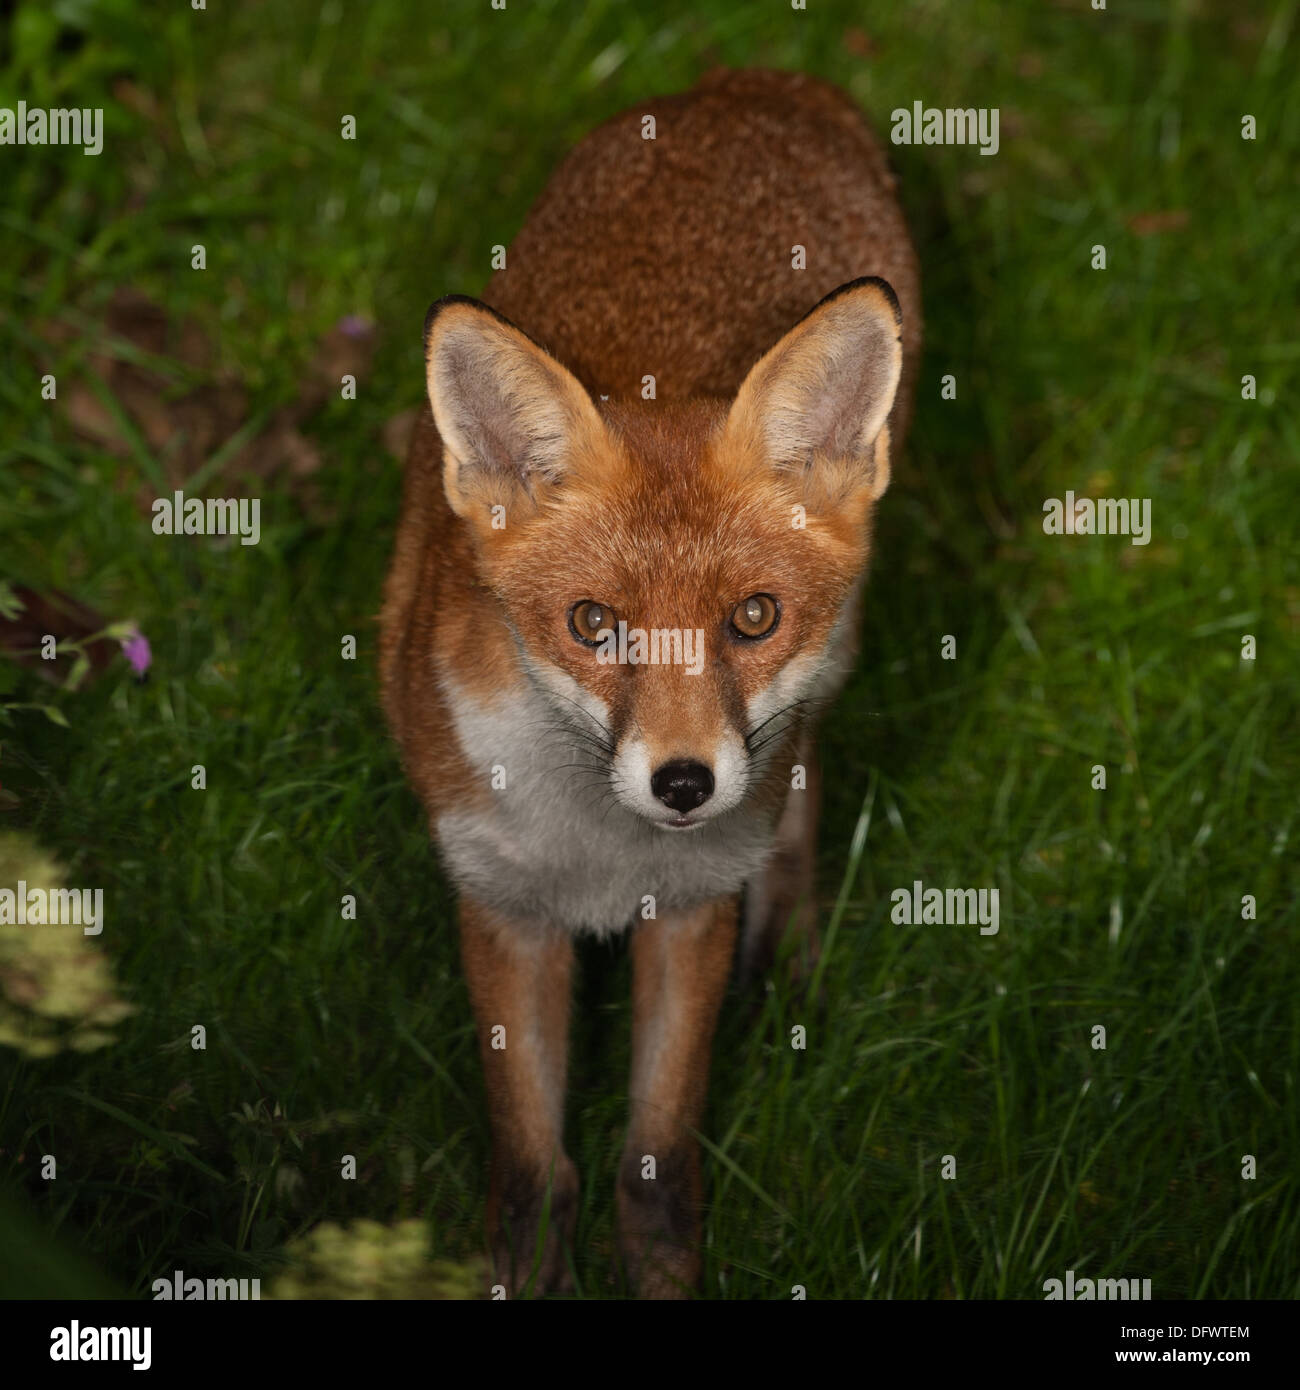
[424,296,608,523]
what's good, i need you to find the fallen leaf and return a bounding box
[0,588,117,683]
[1127,209,1189,236]
[842,28,878,58]
[42,293,375,521]
[383,407,421,461]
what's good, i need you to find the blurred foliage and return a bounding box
[0,1187,122,1297]
[0,830,133,1058]
[267,1218,485,1299]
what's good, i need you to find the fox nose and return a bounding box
[651,760,714,814]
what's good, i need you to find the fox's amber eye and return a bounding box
[730,593,780,640]
[569,600,617,646]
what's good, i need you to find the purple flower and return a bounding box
[120,627,152,677]
[338,315,372,339]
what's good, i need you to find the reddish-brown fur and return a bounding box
[380,67,920,1297]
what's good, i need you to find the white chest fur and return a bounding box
[435,677,778,936]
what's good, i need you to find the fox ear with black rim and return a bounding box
[724,276,903,507]
[424,296,608,524]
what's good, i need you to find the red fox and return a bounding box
[380,67,920,1298]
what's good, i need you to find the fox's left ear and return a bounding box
[724,277,903,505]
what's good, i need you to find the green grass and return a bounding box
[1,0,1298,1298]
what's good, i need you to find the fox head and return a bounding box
[424,279,903,832]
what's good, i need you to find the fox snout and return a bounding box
[651,760,713,814]
[636,754,720,831]
[611,713,751,830]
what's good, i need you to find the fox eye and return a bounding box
[730,593,780,640]
[569,600,617,646]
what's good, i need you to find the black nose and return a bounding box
[651,760,714,814]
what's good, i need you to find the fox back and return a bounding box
[379,67,920,1296]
